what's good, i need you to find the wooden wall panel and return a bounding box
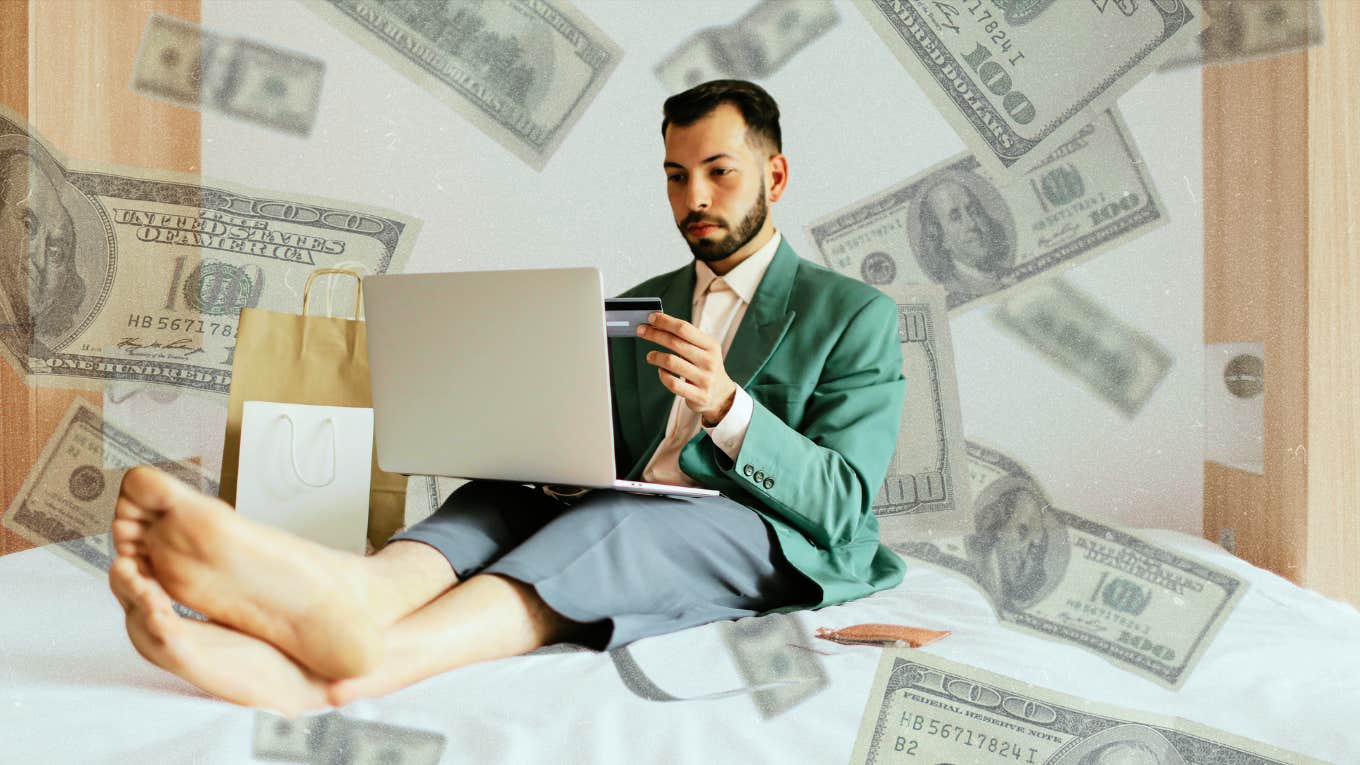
[1304,0,1360,605]
[0,0,199,557]
[1202,51,1311,583]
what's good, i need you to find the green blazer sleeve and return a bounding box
[708,294,905,550]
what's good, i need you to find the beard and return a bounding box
[678,182,768,263]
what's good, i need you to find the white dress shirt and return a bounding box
[641,230,782,487]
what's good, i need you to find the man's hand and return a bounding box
[638,312,738,427]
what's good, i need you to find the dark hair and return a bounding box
[661,79,781,155]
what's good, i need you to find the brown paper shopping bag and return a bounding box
[219,268,406,548]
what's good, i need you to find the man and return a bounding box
[0,141,86,353]
[108,80,907,716]
[915,174,1013,300]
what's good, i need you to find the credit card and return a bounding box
[605,297,663,337]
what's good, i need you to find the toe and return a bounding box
[112,515,148,546]
[113,495,157,526]
[109,557,138,611]
[119,466,186,512]
[325,678,358,708]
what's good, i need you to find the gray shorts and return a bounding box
[386,479,820,650]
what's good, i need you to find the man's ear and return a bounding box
[767,153,790,203]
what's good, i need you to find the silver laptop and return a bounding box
[363,267,718,497]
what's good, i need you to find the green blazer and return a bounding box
[607,237,908,610]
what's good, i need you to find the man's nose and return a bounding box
[684,178,711,211]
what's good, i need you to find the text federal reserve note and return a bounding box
[656,0,838,93]
[851,0,1203,176]
[873,284,971,540]
[133,14,325,135]
[807,109,1165,314]
[1163,0,1323,69]
[303,0,621,171]
[894,442,1245,688]
[850,651,1330,765]
[993,278,1173,416]
[1,397,216,580]
[0,104,417,392]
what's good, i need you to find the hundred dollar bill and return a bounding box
[404,474,468,529]
[1162,0,1324,69]
[721,612,829,719]
[806,108,1166,314]
[895,441,1246,687]
[610,613,828,716]
[992,279,1173,417]
[253,710,446,765]
[302,0,621,172]
[0,103,417,392]
[253,710,339,761]
[873,284,971,540]
[132,14,325,135]
[851,0,1204,176]
[850,650,1332,765]
[656,0,839,93]
[1,397,215,597]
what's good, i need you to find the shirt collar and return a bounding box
[693,229,781,305]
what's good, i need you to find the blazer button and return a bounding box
[743,464,754,477]
[763,477,775,490]
[753,470,765,482]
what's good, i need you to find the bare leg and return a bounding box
[111,467,460,679]
[327,573,585,706]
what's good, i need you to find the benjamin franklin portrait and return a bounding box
[0,135,106,356]
[1047,724,1187,765]
[965,475,1067,609]
[908,168,1017,302]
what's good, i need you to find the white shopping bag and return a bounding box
[235,401,374,555]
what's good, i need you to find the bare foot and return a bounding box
[110,555,334,717]
[114,466,382,679]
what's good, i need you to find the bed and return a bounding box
[2,529,1355,764]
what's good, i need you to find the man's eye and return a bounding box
[23,210,38,241]
[667,175,683,183]
[713,168,733,176]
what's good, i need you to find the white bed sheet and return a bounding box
[1,529,1356,764]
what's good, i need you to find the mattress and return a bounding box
[1,529,1355,764]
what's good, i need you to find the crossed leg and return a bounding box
[109,466,584,715]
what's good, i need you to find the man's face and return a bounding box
[925,180,998,272]
[663,103,770,262]
[0,152,76,322]
[992,489,1048,600]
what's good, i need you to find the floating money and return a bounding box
[1,397,214,621]
[807,108,1166,314]
[873,284,971,540]
[1163,0,1324,69]
[851,0,1204,176]
[656,0,839,93]
[610,612,828,717]
[403,475,468,529]
[850,650,1330,764]
[132,14,325,135]
[992,279,1173,416]
[895,442,1246,688]
[721,612,829,718]
[254,710,447,765]
[0,104,417,392]
[302,0,621,171]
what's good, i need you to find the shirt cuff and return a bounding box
[703,386,752,460]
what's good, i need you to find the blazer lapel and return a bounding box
[723,237,798,388]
